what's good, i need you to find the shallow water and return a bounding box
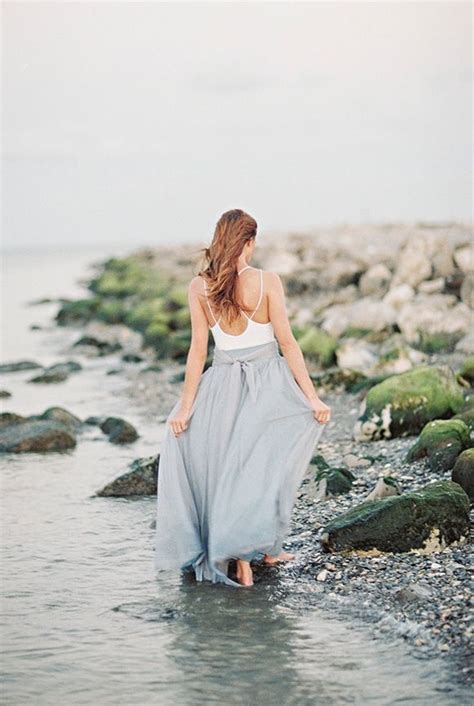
[1,248,471,705]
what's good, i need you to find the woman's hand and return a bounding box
[309,397,331,424]
[168,404,191,438]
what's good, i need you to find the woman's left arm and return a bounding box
[168,277,209,437]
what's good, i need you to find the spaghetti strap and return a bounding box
[202,277,221,325]
[242,268,263,321]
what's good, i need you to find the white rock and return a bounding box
[454,243,474,273]
[417,277,445,294]
[359,263,392,297]
[336,339,379,374]
[396,296,472,343]
[455,332,474,354]
[316,569,328,582]
[460,273,474,309]
[383,283,415,310]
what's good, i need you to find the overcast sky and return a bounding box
[2,1,472,250]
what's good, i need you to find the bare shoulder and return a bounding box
[262,270,284,292]
[189,275,206,293]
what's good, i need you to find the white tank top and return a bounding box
[202,266,276,351]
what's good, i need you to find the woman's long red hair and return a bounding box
[197,209,258,324]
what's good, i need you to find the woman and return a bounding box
[154,209,331,587]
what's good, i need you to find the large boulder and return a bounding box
[406,419,471,472]
[321,299,396,338]
[353,365,465,441]
[451,448,474,502]
[0,420,76,453]
[320,480,470,554]
[396,295,471,345]
[96,455,159,496]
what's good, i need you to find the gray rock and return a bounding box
[99,416,139,444]
[0,412,27,429]
[0,360,42,373]
[0,390,12,398]
[28,370,69,384]
[366,476,402,501]
[0,420,76,453]
[36,406,82,430]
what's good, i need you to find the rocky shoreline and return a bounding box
[2,222,473,686]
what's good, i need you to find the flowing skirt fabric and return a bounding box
[153,339,326,587]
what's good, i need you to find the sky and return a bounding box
[2,1,472,250]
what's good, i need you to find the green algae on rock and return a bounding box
[458,355,474,386]
[314,466,355,499]
[320,480,470,555]
[406,418,472,472]
[295,326,338,367]
[451,448,474,502]
[353,365,465,441]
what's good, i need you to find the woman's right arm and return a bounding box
[267,271,331,425]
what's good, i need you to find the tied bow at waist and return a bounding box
[211,341,279,403]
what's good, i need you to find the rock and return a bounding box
[353,365,465,441]
[396,295,471,345]
[314,467,355,500]
[36,406,82,430]
[83,317,145,352]
[451,448,474,501]
[382,283,415,311]
[374,345,427,376]
[0,360,42,373]
[452,404,474,432]
[72,335,122,356]
[336,339,378,374]
[310,367,367,393]
[84,415,107,426]
[0,390,11,398]
[366,476,402,501]
[0,412,27,428]
[321,299,396,338]
[264,250,300,275]
[316,569,328,582]
[458,356,474,386]
[393,583,433,604]
[455,332,474,354]
[55,298,100,326]
[391,237,433,288]
[310,454,331,471]
[46,360,82,374]
[406,419,471,472]
[28,369,69,384]
[296,327,338,367]
[320,480,470,554]
[96,455,159,496]
[320,259,364,289]
[358,263,392,297]
[99,416,139,444]
[417,277,445,295]
[121,353,144,363]
[460,273,474,309]
[343,453,372,469]
[0,420,76,453]
[453,243,474,274]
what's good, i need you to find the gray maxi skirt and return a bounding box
[153,338,326,587]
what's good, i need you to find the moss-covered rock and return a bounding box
[96,455,159,496]
[56,297,101,326]
[406,418,472,472]
[451,448,474,501]
[320,480,470,554]
[353,365,465,441]
[296,327,338,367]
[314,466,355,499]
[458,355,474,386]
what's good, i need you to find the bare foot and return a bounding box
[235,560,254,587]
[263,551,295,565]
